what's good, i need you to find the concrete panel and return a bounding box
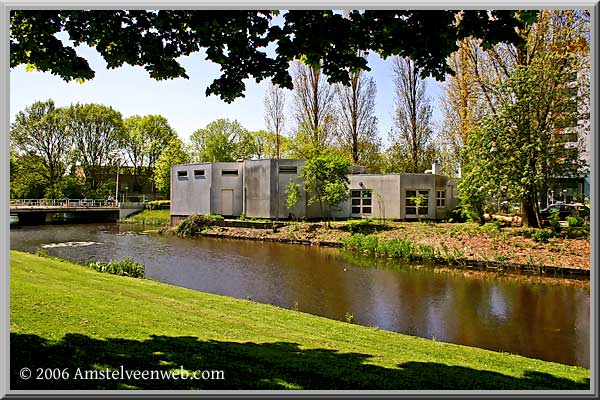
[210,162,244,216]
[342,174,403,219]
[398,174,436,219]
[244,159,273,218]
[274,160,307,219]
[171,163,213,216]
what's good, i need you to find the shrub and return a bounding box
[565,226,589,239]
[174,214,223,236]
[87,256,145,278]
[548,210,562,234]
[479,221,501,235]
[566,215,584,228]
[347,219,374,234]
[447,205,468,223]
[531,229,553,243]
[145,200,170,210]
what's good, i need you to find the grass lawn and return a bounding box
[121,209,170,226]
[10,250,589,390]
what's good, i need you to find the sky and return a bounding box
[10,28,444,147]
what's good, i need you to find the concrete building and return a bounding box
[170,159,459,224]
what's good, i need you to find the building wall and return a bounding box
[170,163,212,217]
[209,162,244,217]
[170,160,459,221]
[337,175,402,219]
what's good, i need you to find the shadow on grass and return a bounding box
[11,333,589,390]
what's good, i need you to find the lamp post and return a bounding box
[115,162,120,206]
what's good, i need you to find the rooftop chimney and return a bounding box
[432,160,441,175]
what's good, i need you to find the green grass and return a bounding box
[121,209,170,226]
[10,250,589,390]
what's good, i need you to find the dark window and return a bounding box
[222,170,239,176]
[177,170,188,178]
[436,190,446,207]
[406,190,429,215]
[351,189,373,215]
[279,166,298,174]
[194,169,205,178]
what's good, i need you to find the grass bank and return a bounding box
[121,209,170,226]
[10,250,589,390]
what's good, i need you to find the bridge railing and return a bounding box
[10,199,120,208]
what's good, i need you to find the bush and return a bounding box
[347,219,375,234]
[447,205,468,223]
[566,215,584,228]
[548,210,562,234]
[174,214,223,236]
[145,200,170,210]
[479,221,501,234]
[531,229,553,243]
[565,226,589,239]
[87,256,145,278]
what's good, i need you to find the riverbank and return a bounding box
[120,209,170,226]
[167,218,590,274]
[10,250,589,390]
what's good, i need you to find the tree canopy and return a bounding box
[11,10,537,102]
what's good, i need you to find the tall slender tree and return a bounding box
[290,62,336,158]
[389,56,435,173]
[335,68,379,166]
[263,82,286,159]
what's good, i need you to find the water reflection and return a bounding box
[10,223,589,367]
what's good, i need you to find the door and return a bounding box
[221,189,234,216]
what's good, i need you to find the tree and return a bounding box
[389,56,436,173]
[335,69,379,165]
[11,10,535,102]
[290,62,337,158]
[9,152,48,199]
[11,100,72,192]
[252,130,291,159]
[300,155,350,224]
[153,137,191,197]
[122,115,176,192]
[190,119,256,162]
[453,10,590,227]
[63,103,124,195]
[263,82,286,159]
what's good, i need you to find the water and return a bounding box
[10,223,590,368]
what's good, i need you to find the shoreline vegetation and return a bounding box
[126,211,590,277]
[10,250,590,390]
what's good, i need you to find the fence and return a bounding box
[10,199,118,208]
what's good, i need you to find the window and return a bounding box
[194,169,205,178]
[436,190,446,207]
[279,166,297,174]
[405,190,429,215]
[350,189,373,215]
[221,170,239,176]
[177,170,188,179]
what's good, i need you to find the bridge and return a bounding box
[10,199,144,225]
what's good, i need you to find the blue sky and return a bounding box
[10,31,444,146]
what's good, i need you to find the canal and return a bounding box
[10,222,590,368]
